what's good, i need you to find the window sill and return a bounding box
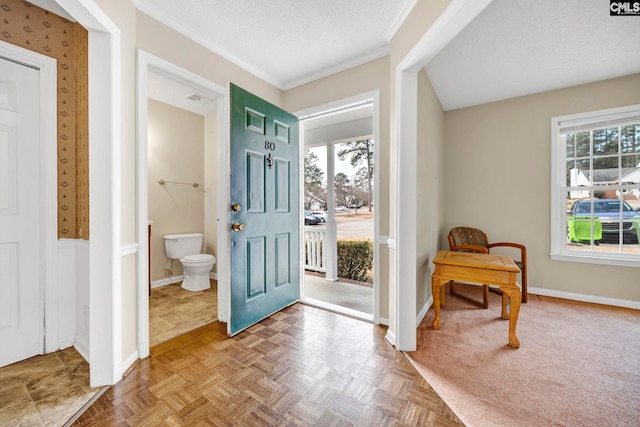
[550,251,640,268]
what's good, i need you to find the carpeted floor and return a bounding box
[407,284,640,427]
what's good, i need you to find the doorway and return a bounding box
[146,92,218,346]
[136,51,227,357]
[297,92,380,323]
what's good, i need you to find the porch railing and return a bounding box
[304,227,326,272]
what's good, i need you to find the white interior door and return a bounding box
[0,57,43,367]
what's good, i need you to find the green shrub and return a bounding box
[337,240,373,282]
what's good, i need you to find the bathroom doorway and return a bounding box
[136,52,227,353]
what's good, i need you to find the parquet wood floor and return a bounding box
[72,303,462,426]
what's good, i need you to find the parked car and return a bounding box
[304,210,321,225]
[334,206,347,211]
[311,211,327,222]
[567,199,640,243]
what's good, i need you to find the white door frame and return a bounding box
[0,41,57,355]
[135,50,228,358]
[55,0,120,386]
[393,0,493,350]
[294,90,381,324]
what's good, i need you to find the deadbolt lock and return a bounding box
[231,203,242,212]
[231,222,245,232]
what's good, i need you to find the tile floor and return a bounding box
[304,273,373,315]
[0,347,100,426]
[149,279,218,346]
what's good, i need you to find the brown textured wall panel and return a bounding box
[75,26,89,239]
[1,0,89,239]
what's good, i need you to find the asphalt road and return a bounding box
[309,212,374,240]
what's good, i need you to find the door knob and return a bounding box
[231,222,245,232]
[231,203,241,212]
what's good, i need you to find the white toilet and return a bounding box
[164,233,216,292]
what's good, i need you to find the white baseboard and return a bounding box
[121,351,138,377]
[416,296,432,327]
[528,286,640,310]
[378,316,389,326]
[151,275,184,288]
[385,330,396,347]
[152,272,218,288]
[58,336,75,350]
[74,335,89,363]
[413,287,640,322]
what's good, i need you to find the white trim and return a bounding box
[136,50,227,358]
[416,296,432,328]
[371,91,381,325]
[295,90,382,324]
[209,271,218,280]
[132,0,393,91]
[132,0,280,88]
[120,243,139,256]
[55,0,122,387]
[393,0,494,351]
[300,297,373,323]
[121,350,139,375]
[549,104,640,267]
[387,238,396,249]
[529,287,640,311]
[217,91,231,324]
[384,329,396,347]
[385,0,418,42]
[549,252,640,268]
[395,69,418,351]
[282,47,389,91]
[74,334,89,362]
[0,41,59,357]
[151,275,183,288]
[135,50,150,359]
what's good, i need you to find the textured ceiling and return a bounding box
[40,0,640,113]
[425,0,640,110]
[133,0,413,90]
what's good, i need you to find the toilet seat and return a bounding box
[182,254,215,264]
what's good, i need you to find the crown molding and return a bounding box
[281,45,390,90]
[385,0,418,42]
[133,1,399,91]
[133,0,284,89]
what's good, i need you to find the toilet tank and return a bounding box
[164,233,204,259]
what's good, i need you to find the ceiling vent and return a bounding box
[186,93,211,104]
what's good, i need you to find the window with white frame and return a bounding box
[551,105,640,267]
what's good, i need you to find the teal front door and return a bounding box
[229,84,300,335]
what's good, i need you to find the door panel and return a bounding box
[0,58,42,367]
[274,158,290,212]
[246,151,266,212]
[229,84,299,335]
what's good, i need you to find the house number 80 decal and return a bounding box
[264,140,276,151]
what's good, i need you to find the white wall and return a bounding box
[57,239,90,361]
[204,111,218,273]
